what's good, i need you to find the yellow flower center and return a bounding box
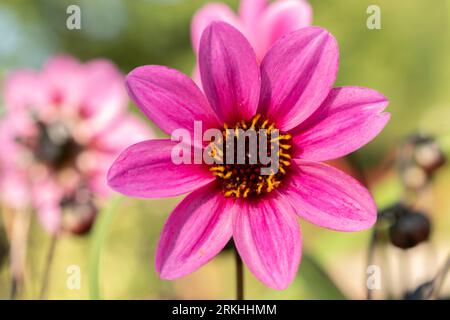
[209,114,292,198]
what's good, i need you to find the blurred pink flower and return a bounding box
[0,55,153,235]
[191,0,312,84]
[108,23,390,289]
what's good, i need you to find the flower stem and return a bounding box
[366,228,378,300]
[7,208,31,299]
[89,196,122,300]
[10,277,18,300]
[234,245,244,300]
[39,234,58,300]
[429,253,450,299]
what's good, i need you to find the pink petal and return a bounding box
[3,71,49,135]
[258,0,312,51]
[239,0,268,28]
[126,65,219,135]
[0,170,30,209]
[259,26,339,131]
[191,3,242,54]
[37,206,62,235]
[4,70,47,111]
[191,64,202,90]
[42,55,83,108]
[94,115,153,153]
[282,160,377,232]
[87,170,112,198]
[107,139,214,198]
[156,183,233,279]
[292,87,390,161]
[233,194,302,290]
[0,115,24,165]
[0,118,31,208]
[77,59,129,135]
[32,178,63,234]
[199,22,260,125]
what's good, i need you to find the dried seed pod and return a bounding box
[401,165,428,190]
[61,187,97,235]
[398,134,446,190]
[389,210,431,249]
[404,281,433,300]
[62,202,97,235]
[379,203,409,221]
[413,138,446,173]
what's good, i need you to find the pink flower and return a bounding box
[191,0,312,84]
[0,55,153,235]
[108,23,390,289]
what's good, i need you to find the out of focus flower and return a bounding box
[191,0,312,84]
[108,23,389,289]
[0,55,152,235]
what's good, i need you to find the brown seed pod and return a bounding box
[389,210,431,249]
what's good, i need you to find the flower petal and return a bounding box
[32,178,63,235]
[258,0,312,51]
[292,87,390,161]
[199,22,261,124]
[282,160,377,231]
[41,55,83,107]
[4,70,48,111]
[191,64,203,90]
[94,115,153,153]
[0,118,31,208]
[3,70,50,135]
[156,183,233,279]
[88,170,112,198]
[0,169,30,209]
[107,139,214,198]
[126,65,219,135]
[259,26,338,131]
[77,59,129,135]
[233,194,301,290]
[239,0,268,28]
[191,3,242,54]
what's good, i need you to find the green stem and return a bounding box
[39,234,58,299]
[89,196,122,300]
[234,246,244,300]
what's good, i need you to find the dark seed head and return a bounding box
[34,121,82,169]
[379,203,409,221]
[413,136,446,173]
[61,188,97,236]
[404,281,433,300]
[389,210,431,249]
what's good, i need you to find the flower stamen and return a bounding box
[209,114,292,199]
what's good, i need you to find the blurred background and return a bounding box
[0,0,449,299]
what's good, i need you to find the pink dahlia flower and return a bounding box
[191,0,312,84]
[108,23,390,289]
[0,55,153,235]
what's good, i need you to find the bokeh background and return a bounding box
[0,0,449,299]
